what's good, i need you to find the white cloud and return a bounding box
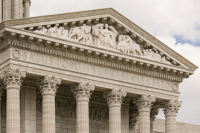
[30,0,200,125]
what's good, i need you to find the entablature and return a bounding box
[0,28,193,83]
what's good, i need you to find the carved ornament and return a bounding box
[37,75,61,95]
[70,82,95,100]
[161,99,182,116]
[12,48,21,59]
[103,89,127,106]
[135,94,156,111]
[2,68,26,89]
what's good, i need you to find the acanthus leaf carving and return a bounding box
[135,94,156,111]
[33,22,173,65]
[161,99,182,116]
[37,75,61,95]
[70,82,95,100]
[2,68,26,88]
[103,89,127,106]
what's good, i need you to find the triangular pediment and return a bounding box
[0,8,197,74]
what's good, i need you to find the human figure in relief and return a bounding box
[93,24,117,50]
[48,25,58,37]
[68,24,92,45]
[117,35,142,55]
[104,24,116,49]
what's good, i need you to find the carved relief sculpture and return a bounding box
[33,23,171,64]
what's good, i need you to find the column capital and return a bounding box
[150,108,159,122]
[37,75,61,95]
[136,94,156,112]
[70,82,95,101]
[1,68,26,89]
[103,89,126,107]
[162,99,182,116]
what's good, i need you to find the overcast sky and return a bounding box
[30,0,200,125]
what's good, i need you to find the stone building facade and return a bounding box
[0,2,198,133]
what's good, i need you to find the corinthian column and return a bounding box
[37,76,61,133]
[136,95,156,133]
[71,82,95,133]
[103,89,127,133]
[2,68,26,133]
[162,100,182,133]
[150,108,159,133]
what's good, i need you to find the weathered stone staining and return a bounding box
[33,23,172,65]
[0,4,198,133]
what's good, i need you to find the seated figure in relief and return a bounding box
[92,23,118,50]
[117,35,142,56]
[68,24,93,45]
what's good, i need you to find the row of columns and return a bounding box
[0,0,30,21]
[1,68,182,133]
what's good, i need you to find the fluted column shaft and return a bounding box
[13,0,20,19]
[77,97,89,133]
[43,92,55,133]
[109,103,121,133]
[19,0,23,18]
[163,100,182,133]
[24,0,30,17]
[37,76,61,133]
[71,82,95,133]
[2,69,26,133]
[3,0,12,20]
[103,89,127,133]
[136,95,156,133]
